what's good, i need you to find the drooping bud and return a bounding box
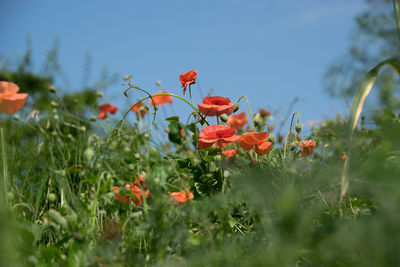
[48,85,56,94]
[253,113,261,127]
[155,80,162,87]
[13,114,21,121]
[233,102,240,113]
[268,133,276,143]
[220,113,229,123]
[295,123,302,134]
[289,141,298,151]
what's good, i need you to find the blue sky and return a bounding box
[0,0,367,131]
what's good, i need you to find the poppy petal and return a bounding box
[255,142,273,155]
[198,138,219,149]
[0,81,19,95]
[0,93,28,114]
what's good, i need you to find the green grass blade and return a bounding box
[340,58,400,207]
[394,0,400,43]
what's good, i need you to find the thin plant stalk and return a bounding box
[1,127,8,205]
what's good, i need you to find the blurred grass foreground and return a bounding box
[2,2,400,266]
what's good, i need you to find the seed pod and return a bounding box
[295,123,302,134]
[220,114,228,123]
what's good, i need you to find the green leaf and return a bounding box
[166,116,180,122]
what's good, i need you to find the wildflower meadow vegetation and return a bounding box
[2,2,400,266]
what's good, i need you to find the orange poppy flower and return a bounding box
[179,69,198,95]
[239,132,273,155]
[222,149,237,160]
[198,96,235,117]
[150,91,173,106]
[113,176,150,206]
[130,102,148,117]
[169,189,194,204]
[227,112,248,129]
[0,81,28,114]
[198,125,240,149]
[98,103,118,120]
[299,140,316,157]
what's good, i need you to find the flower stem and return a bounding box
[236,96,255,132]
[283,112,300,159]
[1,127,8,206]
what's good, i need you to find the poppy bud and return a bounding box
[295,123,302,134]
[50,101,58,108]
[233,102,240,112]
[128,164,135,171]
[220,114,229,123]
[253,113,261,127]
[90,115,96,121]
[260,109,271,118]
[84,147,95,163]
[13,114,21,121]
[361,114,366,121]
[223,170,230,178]
[96,91,104,97]
[141,171,147,179]
[7,192,14,201]
[144,133,150,139]
[48,85,56,94]
[134,153,141,160]
[49,193,57,203]
[268,133,276,143]
[290,141,297,151]
[296,134,301,141]
[215,155,222,162]
[80,126,86,132]
[155,80,162,87]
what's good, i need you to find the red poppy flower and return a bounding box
[179,69,197,95]
[169,189,194,204]
[299,140,316,157]
[227,112,248,129]
[0,81,28,114]
[130,102,148,117]
[239,132,273,155]
[222,149,237,160]
[98,103,118,120]
[198,125,240,149]
[150,91,173,106]
[198,96,235,117]
[113,176,150,206]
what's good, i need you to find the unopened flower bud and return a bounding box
[223,170,230,178]
[215,155,222,161]
[268,133,276,143]
[134,153,141,160]
[296,134,301,141]
[220,114,228,123]
[90,115,96,121]
[49,193,57,203]
[289,141,298,151]
[295,123,302,134]
[155,80,162,87]
[260,109,271,118]
[96,91,104,97]
[84,147,95,163]
[7,192,14,201]
[13,114,21,121]
[50,101,58,108]
[233,102,240,112]
[48,85,56,94]
[140,171,147,179]
[278,134,283,143]
[253,113,261,127]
